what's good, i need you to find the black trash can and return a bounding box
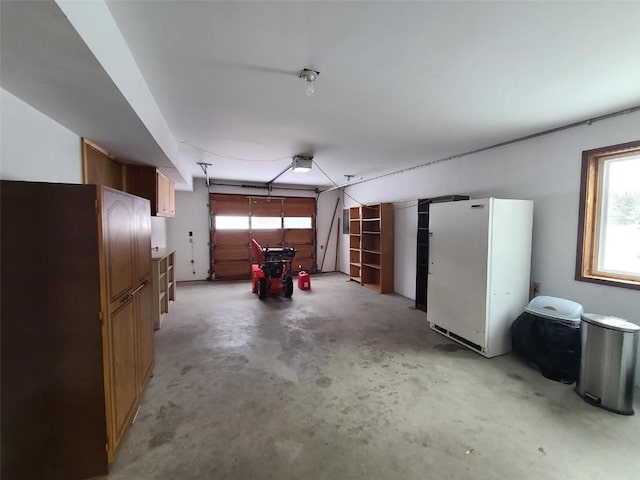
[512,296,583,383]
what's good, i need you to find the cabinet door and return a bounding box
[156,172,170,216]
[133,196,152,284]
[427,199,489,347]
[109,300,138,456]
[169,181,176,216]
[101,187,137,461]
[102,188,135,310]
[135,282,154,392]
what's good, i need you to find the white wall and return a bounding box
[342,111,640,313]
[151,217,168,250]
[316,189,342,272]
[167,179,211,281]
[339,110,640,383]
[1,88,82,183]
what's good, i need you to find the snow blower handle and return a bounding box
[251,238,265,265]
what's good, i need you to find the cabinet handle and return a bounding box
[121,281,148,303]
[121,293,134,304]
[131,281,149,297]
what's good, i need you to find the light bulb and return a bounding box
[305,81,315,96]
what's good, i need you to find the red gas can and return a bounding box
[297,271,311,290]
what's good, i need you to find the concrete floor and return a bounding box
[109,273,640,480]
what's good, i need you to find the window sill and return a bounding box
[575,273,640,291]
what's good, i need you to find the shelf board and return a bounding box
[362,218,380,222]
[159,272,167,279]
[350,276,361,283]
[362,249,381,254]
[350,233,361,236]
[362,263,381,270]
[350,262,361,267]
[362,231,380,235]
[363,282,381,292]
[349,247,361,251]
[168,265,174,271]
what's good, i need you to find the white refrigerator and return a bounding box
[427,198,533,357]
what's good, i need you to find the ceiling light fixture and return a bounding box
[299,68,320,96]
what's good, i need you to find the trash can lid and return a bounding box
[581,314,640,333]
[525,296,583,321]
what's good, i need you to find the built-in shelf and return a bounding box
[362,263,381,270]
[363,282,382,292]
[152,249,176,330]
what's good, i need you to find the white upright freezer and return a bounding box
[427,198,534,357]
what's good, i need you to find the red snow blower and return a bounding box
[251,238,296,300]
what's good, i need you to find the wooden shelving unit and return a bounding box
[152,249,176,329]
[349,206,362,283]
[349,203,394,293]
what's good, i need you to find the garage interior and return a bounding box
[1,2,639,480]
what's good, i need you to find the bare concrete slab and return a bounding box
[108,273,640,480]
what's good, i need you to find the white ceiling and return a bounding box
[104,0,640,187]
[0,1,176,175]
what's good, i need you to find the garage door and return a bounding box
[210,194,316,280]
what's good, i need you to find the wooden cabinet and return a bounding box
[151,249,176,329]
[124,165,175,217]
[82,138,124,190]
[349,203,394,293]
[0,181,154,480]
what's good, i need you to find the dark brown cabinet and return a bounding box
[124,165,175,217]
[1,181,154,480]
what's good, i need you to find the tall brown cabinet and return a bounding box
[1,181,154,480]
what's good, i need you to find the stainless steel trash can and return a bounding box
[577,314,640,415]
